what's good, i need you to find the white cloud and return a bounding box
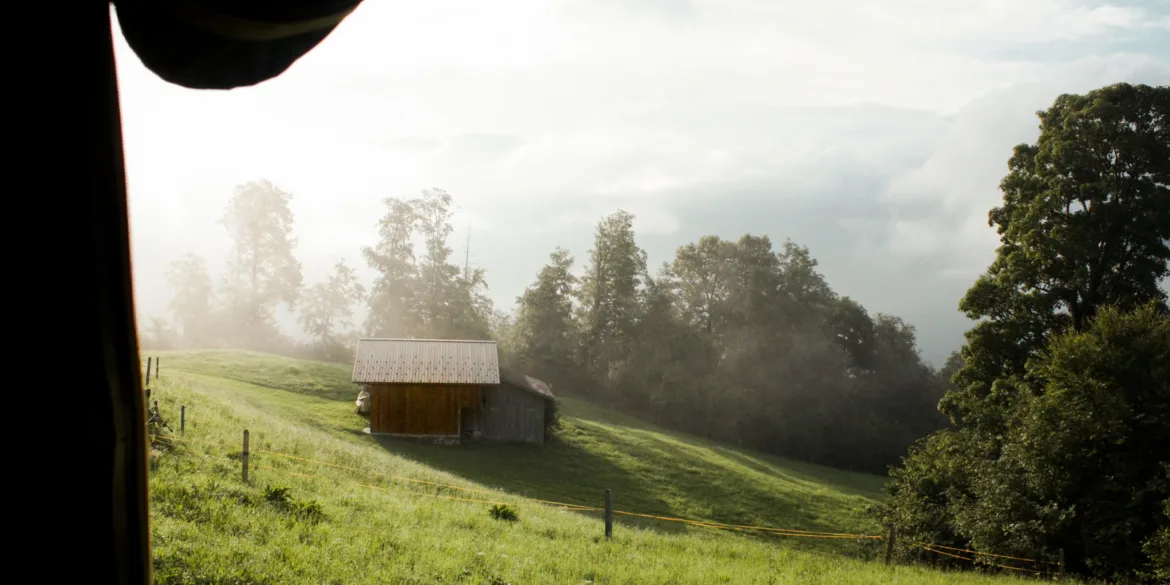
[881,52,1170,275]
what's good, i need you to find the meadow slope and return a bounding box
[144,349,1049,584]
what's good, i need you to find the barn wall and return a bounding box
[476,384,546,444]
[368,384,480,436]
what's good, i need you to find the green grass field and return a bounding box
[144,349,1049,584]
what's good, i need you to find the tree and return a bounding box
[943,83,1170,429]
[671,236,734,342]
[412,188,492,339]
[165,252,217,347]
[1146,493,1170,582]
[219,180,303,348]
[936,350,963,392]
[826,296,877,373]
[956,305,1170,580]
[299,259,366,360]
[776,239,836,313]
[364,188,493,339]
[884,83,1170,582]
[140,317,179,350]
[577,210,647,398]
[514,221,948,471]
[364,196,418,337]
[489,309,517,359]
[512,248,580,388]
[841,315,946,470]
[716,234,789,442]
[514,249,577,361]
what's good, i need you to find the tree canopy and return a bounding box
[885,82,1170,583]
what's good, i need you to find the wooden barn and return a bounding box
[351,338,555,445]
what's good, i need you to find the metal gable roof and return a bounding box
[351,338,501,385]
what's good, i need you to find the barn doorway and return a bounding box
[459,408,478,441]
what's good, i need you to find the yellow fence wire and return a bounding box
[150,430,1062,576]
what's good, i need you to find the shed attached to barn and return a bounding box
[351,338,554,445]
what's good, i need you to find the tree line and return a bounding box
[150,181,949,474]
[504,215,951,474]
[147,82,1169,581]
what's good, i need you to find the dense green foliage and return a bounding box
[505,230,948,474]
[1146,495,1170,581]
[884,83,1170,582]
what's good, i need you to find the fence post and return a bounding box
[604,489,613,539]
[885,525,896,565]
[180,406,185,435]
[156,357,160,380]
[1058,548,1065,581]
[242,430,250,483]
[145,357,152,386]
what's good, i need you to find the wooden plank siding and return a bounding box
[472,384,546,444]
[368,383,480,436]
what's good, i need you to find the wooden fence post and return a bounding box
[180,406,185,435]
[885,525,896,565]
[604,489,613,539]
[145,357,152,386]
[155,357,160,380]
[1058,548,1065,581]
[242,430,250,483]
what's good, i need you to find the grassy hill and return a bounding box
[145,350,1044,584]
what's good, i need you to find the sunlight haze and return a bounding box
[114,0,1170,365]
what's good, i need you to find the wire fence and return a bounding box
[149,426,1068,580]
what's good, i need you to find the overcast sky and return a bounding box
[113,0,1170,366]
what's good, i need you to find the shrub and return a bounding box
[264,485,292,504]
[263,485,324,524]
[489,504,518,522]
[544,399,561,435]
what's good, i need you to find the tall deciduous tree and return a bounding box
[412,188,492,339]
[299,258,366,359]
[512,248,579,386]
[944,82,1170,430]
[220,180,303,348]
[364,196,418,337]
[672,236,733,342]
[165,252,217,347]
[577,210,647,398]
[826,296,877,372]
[364,189,493,340]
[885,83,1170,582]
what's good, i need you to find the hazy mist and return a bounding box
[114,0,1170,366]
